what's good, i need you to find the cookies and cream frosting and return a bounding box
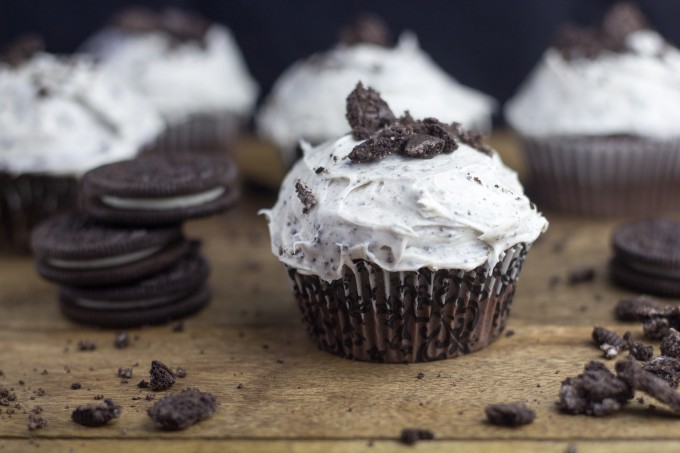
[81,12,259,124]
[505,3,680,139]
[0,52,163,176]
[257,32,496,163]
[262,85,546,282]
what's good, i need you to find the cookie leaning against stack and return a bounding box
[610,218,680,297]
[31,154,239,328]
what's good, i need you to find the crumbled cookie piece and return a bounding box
[27,414,47,431]
[402,134,444,159]
[346,82,395,140]
[348,125,412,163]
[149,360,176,392]
[615,359,680,413]
[399,428,434,445]
[568,267,595,285]
[175,368,187,378]
[77,340,96,351]
[118,368,133,380]
[295,180,317,214]
[71,383,81,390]
[485,402,535,427]
[592,326,628,359]
[0,387,17,406]
[601,2,648,44]
[114,331,130,349]
[71,399,121,427]
[623,332,653,361]
[557,361,634,416]
[148,388,217,431]
[660,328,680,359]
[643,356,680,389]
[644,318,671,340]
[615,295,663,321]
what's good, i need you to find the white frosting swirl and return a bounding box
[82,25,259,124]
[0,53,163,176]
[257,33,496,164]
[505,30,680,138]
[262,135,547,283]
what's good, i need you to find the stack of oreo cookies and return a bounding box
[31,154,239,328]
[611,218,680,297]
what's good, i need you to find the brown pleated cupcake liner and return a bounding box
[0,173,79,253]
[521,136,680,216]
[285,244,528,363]
[150,111,241,154]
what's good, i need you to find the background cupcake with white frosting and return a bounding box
[256,14,496,167]
[81,7,259,153]
[0,36,163,252]
[262,84,546,363]
[505,2,680,216]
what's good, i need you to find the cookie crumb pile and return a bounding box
[31,154,239,328]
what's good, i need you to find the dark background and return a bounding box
[2,0,679,119]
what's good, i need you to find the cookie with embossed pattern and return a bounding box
[81,154,239,226]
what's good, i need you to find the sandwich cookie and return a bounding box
[59,249,210,328]
[81,154,240,225]
[611,218,680,296]
[32,213,189,286]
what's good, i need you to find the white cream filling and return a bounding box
[75,293,180,311]
[48,246,162,269]
[101,187,225,210]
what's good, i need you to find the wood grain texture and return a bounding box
[0,133,678,452]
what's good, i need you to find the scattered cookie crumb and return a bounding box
[172,322,185,333]
[568,267,595,284]
[114,331,130,349]
[71,383,81,390]
[138,380,149,389]
[77,340,96,351]
[118,368,132,380]
[643,356,680,388]
[175,368,187,378]
[71,399,121,427]
[147,388,217,431]
[660,328,680,359]
[416,372,425,380]
[149,360,175,392]
[27,414,47,431]
[399,428,434,445]
[485,402,535,427]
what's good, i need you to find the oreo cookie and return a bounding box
[611,218,680,296]
[31,213,188,287]
[81,155,240,226]
[59,250,210,328]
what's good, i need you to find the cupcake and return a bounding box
[261,84,547,362]
[505,2,680,216]
[256,14,495,167]
[0,38,163,252]
[81,7,259,153]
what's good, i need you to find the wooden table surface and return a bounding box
[1,133,678,453]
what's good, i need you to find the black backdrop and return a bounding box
[2,0,679,121]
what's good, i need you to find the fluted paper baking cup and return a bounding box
[0,173,79,253]
[285,244,528,363]
[151,111,241,153]
[521,136,680,216]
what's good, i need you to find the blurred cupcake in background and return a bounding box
[505,2,680,216]
[81,7,259,153]
[256,13,496,167]
[0,35,163,252]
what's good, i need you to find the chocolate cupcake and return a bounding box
[505,2,680,216]
[81,7,259,153]
[256,14,495,167]
[0,39,162,252]
[261,84,547,362]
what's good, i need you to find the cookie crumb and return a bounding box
[148,388,217,431]
[149,360,175,392]
[295,180,317,214]
[70,383,81,390]
[557,361,633,416]
[345,82,395,140]
[660,328,680,359]
[27,414,47,431]
[485,402,535,427]
[77,340,96,351]
[416,372,425,380]
[615,359,680,413]
[71,399,121,427]
[175,368,187,378]
[399,428,434,445]
[118,368,133,380]
[643,356,680,389]
[137,380,149,389]
[171,321,184,333]
[568,267,595,284]
[614,295,662,321]
[114,331,130,349]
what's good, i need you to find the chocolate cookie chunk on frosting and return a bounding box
[262,86,547,282]
[344,83,487,163]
